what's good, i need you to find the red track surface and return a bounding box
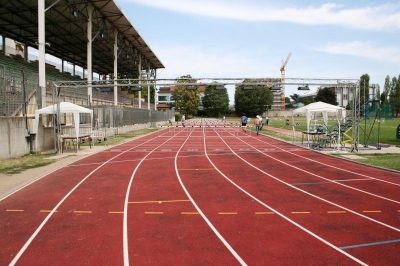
[1,118,399,265]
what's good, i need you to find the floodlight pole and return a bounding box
[38,0,46,109]
[113,30,118,106]
[87,4,93,104]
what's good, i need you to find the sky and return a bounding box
[113,0,400,104]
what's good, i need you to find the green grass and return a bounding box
[264,116,400,147]
[332,153,400,171]
[1,128,160,175]
[0,153,56,174]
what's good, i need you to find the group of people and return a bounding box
[240,114,270,135]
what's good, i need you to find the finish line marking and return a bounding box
[255,212,274,215]
[6,209,24,212]
[129,199,191,204]
[109,211,124,214]
[340,239,400,250]
[327,211,347,214]
[363,210,382,213]
[218,212,237,215]
[73,210,92,214]
[291,211,310,214]
[145,212,163,215]
[40,210,58,213]
[181,212,199,215]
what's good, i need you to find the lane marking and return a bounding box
[218,212,237,215]
[40,210,57,213]
[145,212,163,215]
[181,212,199,215]
[209,133,367,265]
[291,212,310,214]
[109,211,124,214]
[327,211,346,214]
[178,168,216,171]
[6,209,24,212]
[363,210,381,213]
[174,129,247,265]
[255,212,274,215]
[340,239,400,250]
[129,199,190,204]
[292,178,373,186]
[73,211,92,214]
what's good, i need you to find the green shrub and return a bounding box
[175,113,182,121]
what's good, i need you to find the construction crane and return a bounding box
[280,52,291,109]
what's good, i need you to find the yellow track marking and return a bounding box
[327,211,346,214]
[255,212,274,215]
[40,210,57,213]
[363,210,381,213]
[218,212,237,215]
[109,211,124,214]
[291,212,310,214]
[145,212,163,215]
[6,209,24,212]
[181,212,199,215]
[129,199,190,204]
[73,211,92,214]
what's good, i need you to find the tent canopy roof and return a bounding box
[36,102,92,115]
[293,101,344,114]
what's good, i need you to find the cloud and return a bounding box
[154,45,277,78]
[313,41,400,64]
[121,0,400,31]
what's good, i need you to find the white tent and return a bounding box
[34,102,93,151]
[292,101,345,147]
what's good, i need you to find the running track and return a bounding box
[1,118,399,265]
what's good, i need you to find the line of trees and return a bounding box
[288,73,400,118]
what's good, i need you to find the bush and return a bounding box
[175,113,182,121]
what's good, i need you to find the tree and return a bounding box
[289,93,300,104]
[172,75,200,116]
[314,87,337,105]
[383,75,391,104]
[303,96,314,105]
[359,73,370,105]
[234,85,273,117]
[389,75,400,117]
[202,85,230,117]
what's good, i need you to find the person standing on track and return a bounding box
[181,114,185,127]
[255,115,262,135]
[265,116,270,125]
[240,113,248,133]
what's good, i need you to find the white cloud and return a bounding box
[121,0,400,31]
[154,45,277,79]
[313,41,400,64]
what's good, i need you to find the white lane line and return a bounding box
[123,134,183,266]
[206,129,367,265]
[264,139,400,187]
[9,133,163,266]
[221,128,400,232]
[174,121,247,266]
[237,136,400,204]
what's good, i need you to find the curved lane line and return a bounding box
[205,127,368,265]
[262,134,400,187]
[173,119,247,266]
[9,131,165,266]
[215,128,400,232]
[223,128,400,204]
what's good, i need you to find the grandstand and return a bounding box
[0,0,170,158]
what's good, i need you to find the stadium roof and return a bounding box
[0,0,164,75]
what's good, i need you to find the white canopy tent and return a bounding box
[34,102,93,152]
[292,101,345,148]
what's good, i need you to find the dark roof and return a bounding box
[0,0,164,75]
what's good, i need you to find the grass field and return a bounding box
[253,116,400,147]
